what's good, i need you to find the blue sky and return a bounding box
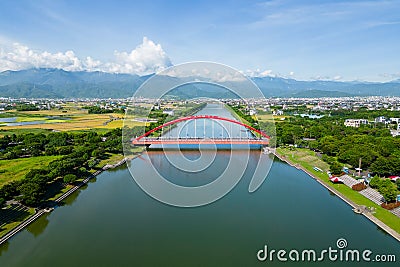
[0,0,399,81]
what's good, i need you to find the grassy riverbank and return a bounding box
[0,151,131,239]
[224,104,252,126]
[276,147,400,235]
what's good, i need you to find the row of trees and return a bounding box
[275,115,400,176]
[84,106,125,114]
[15,104,39,111]
[0,127,139,206]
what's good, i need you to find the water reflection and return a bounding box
[26,214,49,237]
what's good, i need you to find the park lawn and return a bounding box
[277,147,330,171]
[0,156,62,187]
[95,153,125,168]
[276,147,400,234]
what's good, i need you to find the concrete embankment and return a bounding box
[0,156,133,246]
[273,150,400,243]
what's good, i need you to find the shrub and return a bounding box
[381,202,400,210]
[352,182,367,191]
[63,174,77,184]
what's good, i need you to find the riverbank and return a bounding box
[0,153,139,246]
[273,147,400,242]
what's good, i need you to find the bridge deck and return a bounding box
[132,138,269,146]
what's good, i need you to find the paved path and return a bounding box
[340,175,360,187]
[391,206,400,217]
[274,153,400,242]
[359,188,385,205]
[0,210,45,245]
[340,175,385,205]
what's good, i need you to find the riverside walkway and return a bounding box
[0,209,45,245]
[0,157,129,246]
[274,151,400,242]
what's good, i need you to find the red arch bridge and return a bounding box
[131,115,270,146]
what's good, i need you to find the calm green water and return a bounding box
[0,104,399,266]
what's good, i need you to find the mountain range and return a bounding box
[0,68,399,98]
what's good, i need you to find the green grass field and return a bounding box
[276,147,400,234]
[0,156,62,187]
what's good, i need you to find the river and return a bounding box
[0,104,399,266]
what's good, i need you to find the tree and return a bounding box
[381,185,398,203]
[370,156,400,177]
[330,161,343,175]
[63,174,77,184]
[0,181,21,199]
[18,181,44,206]
[369,176,382,189]
[0,197,5,208]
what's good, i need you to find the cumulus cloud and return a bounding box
[105,37,172,74]
[0,43,83,71]
[0,37,172,75]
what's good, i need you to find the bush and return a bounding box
[63,174,77,184]
[381,202,400,210]
[352,182,367,191]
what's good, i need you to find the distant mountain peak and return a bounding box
[0,68,399,98]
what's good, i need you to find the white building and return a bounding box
[162,110,174,116]
[390,117,400,124]
[375,116,388,124]
[344,119,368,128]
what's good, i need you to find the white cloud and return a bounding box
[107,37,172,74]
[0,43,83,71]
[161,65,247,82]
[242,69,276,78]
[0,37,172,75]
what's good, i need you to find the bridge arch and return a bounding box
[133,115,270,143]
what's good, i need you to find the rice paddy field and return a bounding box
[0,106,145,132]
